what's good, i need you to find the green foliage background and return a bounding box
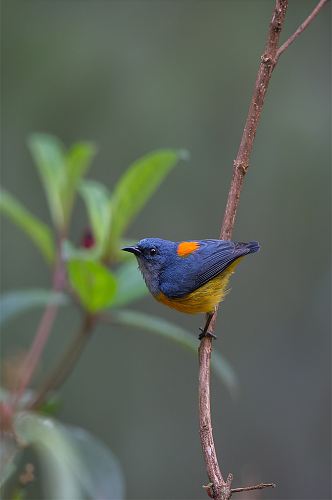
[1,1,330,499]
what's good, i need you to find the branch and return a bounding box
[276,0,329,60]
[198,0,328,498]
[29,313,96,410]
[12,240,66,408]
[199,2,288,497]
[231,483,276,495]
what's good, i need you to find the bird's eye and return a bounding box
[149,247,157,256]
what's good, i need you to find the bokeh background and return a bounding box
[1,1,330,499]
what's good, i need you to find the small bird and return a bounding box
[122,238,259,338]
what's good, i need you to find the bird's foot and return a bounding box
[198,328,217,340]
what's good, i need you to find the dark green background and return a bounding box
[1,1,330,499]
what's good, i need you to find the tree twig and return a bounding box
[276,0,329,61]
[231,483,276,495]
[12,240,66,408]
[29,313,96,410]
[198,0,327,498]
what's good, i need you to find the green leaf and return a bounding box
[0,394,124,500]
[28,133,67,229]
[0,433,19,488]
[66,426,125,500]
[28,134,96,230]
[13,413,125,500]
[0,189,55,262]
[79,180,111,256]
[11,488,26,500]
[62,142,97,224]
[14,412,83,500]
[68,259,117,313]
[62,239,98,261]
[110,309,238,395]
[0,289,68,327]
[111,261,148,308]
[107,149,186,252]
[38,394,62,417]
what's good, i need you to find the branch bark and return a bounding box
[29,313,96,410]
[198,1,328,498]
[12,240,66,409]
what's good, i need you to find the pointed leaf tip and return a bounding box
[178,149,190,161]
[0,189,55,263]
[107,148,185,253]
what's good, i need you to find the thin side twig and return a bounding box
[198,0,328,498]
[276,0,329,60]
[231,483,276,495]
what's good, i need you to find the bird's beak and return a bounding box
[122,246,141,256]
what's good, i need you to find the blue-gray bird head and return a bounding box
[122,238,177,295]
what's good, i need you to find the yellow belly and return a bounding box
[155,258,242,314]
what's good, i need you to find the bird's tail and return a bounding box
[235,241,260,254]
[246,241,260,254]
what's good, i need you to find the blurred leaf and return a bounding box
[11,488,26,500]
[14,412,83,500]
[38,394,61,417]
[111,260,148,308]
[28,133,67,229]
[0,433,19,488]
[13,413,124,500]
[107,149,186,252]
[79,179,111,256]
[62,142,97,224]
[66,426,125,500]
[0,389,34,490]
[28,134,96,231]
[110,309,238,395]
[0,189,55,263]
[112,238,140,263]
[0,387,9,401]
[62,239,99,262]
[68,259,117,312]
[0,289,68,327]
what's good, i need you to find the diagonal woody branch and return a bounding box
[276,0,329,60]
[11,240,66,409]
[198,1,329,499]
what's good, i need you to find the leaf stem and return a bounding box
[276,0,329,61]
[29,313,96,410]
[12,240,66,408]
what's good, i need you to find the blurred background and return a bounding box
[1,1,330,499]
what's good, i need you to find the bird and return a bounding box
[122,238,259,338]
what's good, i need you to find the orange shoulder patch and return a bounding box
[177,241,200,257]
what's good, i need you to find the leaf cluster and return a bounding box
[0,134,236,499]
[1,135,235,391]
